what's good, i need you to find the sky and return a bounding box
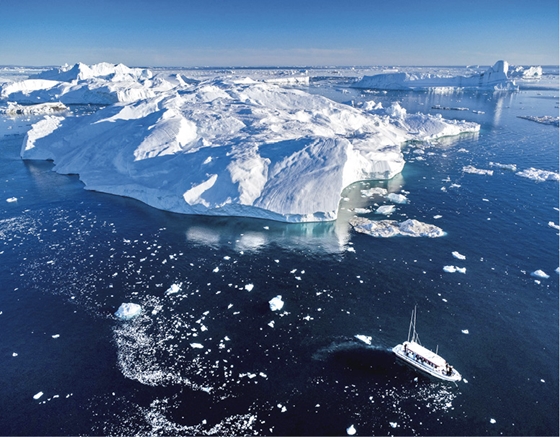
[0,0,558,67]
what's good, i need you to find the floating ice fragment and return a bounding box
[490,418,496,424]
[6,197,17,203]
[350,217,445,238]
[355,335,372,345]
[452,251,466,260]
[461,329,469,334]
[268,321,275,328]
[375,205,396,215]
[531,270,549,279]
[548,222,560,230]
[165,283,182,295]
[114,303,142,320]
[33,392,43,400]
[12,352,18,357]
[433,215,442,219]
[223,256,231,260]
[269,295,284,311]
[489,162,517,171]
[244,283,254,292]
[361,187,388,197]
[390,422,398,428]
[443,265,466,274]
[387,193,408,204]
[462,165,493,175]
[346,425,357,435]
[213,266,219,273]
[190,343,204,349]
[516,168,560,182]
[51,334,60,339]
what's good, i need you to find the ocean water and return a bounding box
[0,67,558,436]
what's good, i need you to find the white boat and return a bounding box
[392,307,462,382]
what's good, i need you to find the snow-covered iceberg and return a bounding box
[1,62,154,104]
[353,61,517,91]
[11,62,480,223]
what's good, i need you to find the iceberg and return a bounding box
[165,283,182,295]
[462,165,494,176]
[530,270,550,279]
[386,193,408,204]
[353,61,517,91]
[375,205,396,215]
[10,62,480,223]
[114,302,142,320]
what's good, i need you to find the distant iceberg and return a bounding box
[8,62,480,223]
[353,61,517,91]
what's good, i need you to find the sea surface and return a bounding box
[0,66,558,436]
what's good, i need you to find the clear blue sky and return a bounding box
[1,0,558,67]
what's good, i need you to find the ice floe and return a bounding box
[10,62,479,223]
[452,251,466,260]
[462,165,493,176]
[6,197,17,203]
[0,101,68,115]
[443,266,466,274]
[350,217,445,238]
[516,168,560,182]
[375,205,395,215]
[353,61,517,91]
[269,295,284,311]
[354,335,372,345]
[530,270,550,279]
[386,193,408,204]
[517,115,559,127]
[114,302,142,320]
[33,391,43,400]
[346,424,357,435]
[489,162,517,171]
[165,283,182,295]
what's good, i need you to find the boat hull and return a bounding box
[392,343,462,382]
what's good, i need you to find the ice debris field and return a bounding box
[1,61,484,223]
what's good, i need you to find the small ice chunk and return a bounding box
[12,352,18,357]
[387,193,408,204]
[489,162,517,171]
[244,283,254,292]
[269,295,284,311]
[390,422,398,428]
[268,320,275,328]
[548,222,560,230]
[531,270,549,279]
[490,418,496,424]
[433,215,442,219]
[190,343,204,349]
[516,167,560,182]
[213,266,219,273]
[51,334,60,339]
[114,303,142,320]
[461,329,469,334]
[462,165,493,175]
[165,283,182,295]
[452,251,466,260]
[33,391,43,400]
[375,205,396,215]
[6,197,17,203]
[346,425,357,435]
[443,265,466,274]
[355,335,372,345]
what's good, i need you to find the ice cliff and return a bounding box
[5,62,480,222]
[353,61,517,91]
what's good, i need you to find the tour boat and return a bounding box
[392,307,462,382]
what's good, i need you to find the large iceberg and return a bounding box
[8,62,480,223]
[353,61,517,91]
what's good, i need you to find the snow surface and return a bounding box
[353,61,517,91]
[8,62,479,222]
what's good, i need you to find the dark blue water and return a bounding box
[0,73,558,435]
